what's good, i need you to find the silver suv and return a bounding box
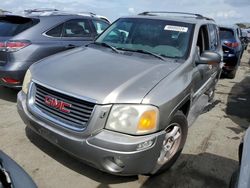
[17,12,222,175]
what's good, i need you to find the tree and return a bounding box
[0,9,11,15]
[236,23,247,28]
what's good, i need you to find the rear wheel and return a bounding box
[229,168,239,188]
[151,111,188,175]
[228,69,237,79]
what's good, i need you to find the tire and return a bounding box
[150,111,188,175]
[229,168,239,188]
[228,69,237,79]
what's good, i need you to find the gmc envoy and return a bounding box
[17,12,222,175]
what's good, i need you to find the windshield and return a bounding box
[96,18,194,59]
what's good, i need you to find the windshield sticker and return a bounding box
[164,25,188,32]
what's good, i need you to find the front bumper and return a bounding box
[17,91,165,175]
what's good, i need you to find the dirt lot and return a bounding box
[1,48,250,188]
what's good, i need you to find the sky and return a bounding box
[1,0,250,24]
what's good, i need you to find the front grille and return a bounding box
[33,83,95,130]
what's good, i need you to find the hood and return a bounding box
[31,47,180,104]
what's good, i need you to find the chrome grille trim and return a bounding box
[27,81,96,131]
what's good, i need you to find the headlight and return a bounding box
[106,105,159,135]
[22,69,32,94]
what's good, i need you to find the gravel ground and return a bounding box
[0,47,250,188]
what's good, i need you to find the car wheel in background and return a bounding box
[229,168,239,188]
[228,68,237,79]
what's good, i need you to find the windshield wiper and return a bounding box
[117,48,166,61]
[90,42,120,53]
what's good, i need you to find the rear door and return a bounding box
[37,23,66,61]
[61,19,95,49]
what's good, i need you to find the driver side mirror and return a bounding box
[196,51,221,65]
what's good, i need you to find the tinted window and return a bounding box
[62,19,91,37]
[219,28,235,40]
[92,20,109,34]
[0,16,38,37]
[96,18,194,59]
[46,24,63,37]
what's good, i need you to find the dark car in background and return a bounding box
[0,150,37,188]
[0,9,110,88]
[219,25,243,79]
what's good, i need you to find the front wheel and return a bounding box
[151,111,188,175]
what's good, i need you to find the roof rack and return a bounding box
[77,12,96,16]
[77,12,111,23]
[23,9,111,23]
[138,11,214,21]
[24,8,59,14]
[24,9,99,17]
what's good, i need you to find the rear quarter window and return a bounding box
[0,16,39,36]
[45,24,63,37]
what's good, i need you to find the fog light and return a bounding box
[103,157,125,173]
[114,157,125,168]
[137,140,154,151]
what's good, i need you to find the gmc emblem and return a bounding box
[44,95,71,113]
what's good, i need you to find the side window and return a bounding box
[92,20,109,35]
[197,25,210,55]
[45,24,63,37]
[208,24,219,50]
[62,19,92,37]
